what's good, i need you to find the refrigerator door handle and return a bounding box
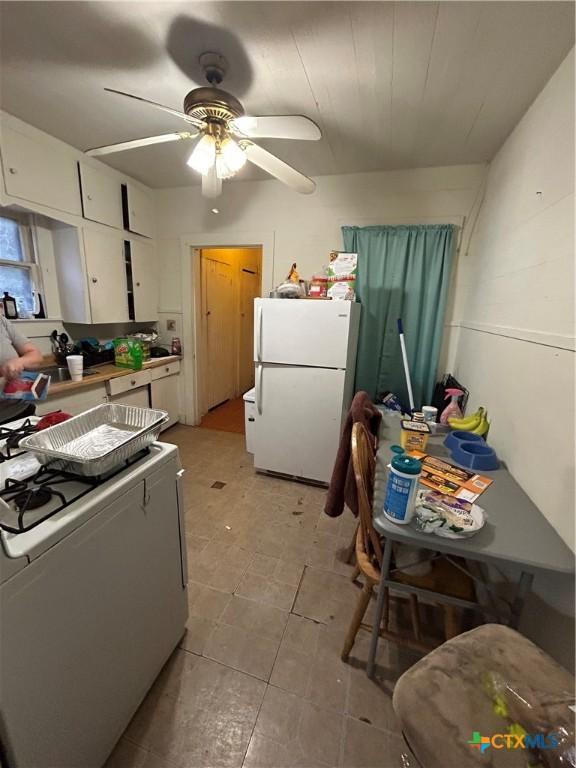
[256,363,263,414]
[256,304,263,361]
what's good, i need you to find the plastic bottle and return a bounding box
[131,342,143,371]
[382,446,422,525]
[440,387,464,425]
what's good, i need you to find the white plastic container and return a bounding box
[382,447,422,525]
[421,406,438,425]
[243,388,256,453]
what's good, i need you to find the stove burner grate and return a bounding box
[0,419,38,462]
[0,447,151,535]
[13,487,55,512]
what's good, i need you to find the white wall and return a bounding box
[156,164,486,302]
[448,49,575,550]
[448,49,575,670]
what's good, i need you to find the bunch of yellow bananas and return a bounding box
[448,406,490,437]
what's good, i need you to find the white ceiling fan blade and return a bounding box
[201,165,222,199]
[242,142,316,194]
[232,115,321,141]
[104,88,205,129]
[85,131,196,157]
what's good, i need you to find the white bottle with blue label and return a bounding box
[383,445,422,525]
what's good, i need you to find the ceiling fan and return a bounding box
[85,53,321,198]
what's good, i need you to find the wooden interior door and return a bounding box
[238,269,260,394]
[202,254,235,409]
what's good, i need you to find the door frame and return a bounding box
[179,231,275,425]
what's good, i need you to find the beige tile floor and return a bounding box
[106,425,420,768]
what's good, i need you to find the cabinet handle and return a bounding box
[165,367,170,373]
[91,277,98,284]
[131,379,136,385]
[8,167,17,174]
[87,194,92,201]
[136,282,141,287]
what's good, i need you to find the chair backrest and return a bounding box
[351,422,383,569]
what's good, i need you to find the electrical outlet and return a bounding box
[166,319,176,331]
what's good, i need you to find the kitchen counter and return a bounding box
[46,356,182,397]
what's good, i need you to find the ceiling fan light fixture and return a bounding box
[216,138,246,179]
[187,134,216,175]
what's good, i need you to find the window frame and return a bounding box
[0,209,45,316]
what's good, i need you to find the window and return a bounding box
[0,212,39,317]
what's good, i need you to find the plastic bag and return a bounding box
[413,488,485,538]
[483,672,575,767]
[1,371,50,401]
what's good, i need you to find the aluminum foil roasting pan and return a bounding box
[20,403,169,476]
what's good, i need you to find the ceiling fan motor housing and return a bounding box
[183,87,244,124]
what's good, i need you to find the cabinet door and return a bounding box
[125,182,154,238]
[78,162,123,229]
[151,375,180,430]
[131,239,158,321]
[110,387,150,409]
[83,228,129,323]
[239,269,260,394]
[36,384,108,416]
[1,125,82,215]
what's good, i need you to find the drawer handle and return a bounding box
[131,379,136,385]
[8,167,17,174]
[165,367,170,373]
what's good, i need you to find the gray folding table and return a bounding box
[367,416,574,678]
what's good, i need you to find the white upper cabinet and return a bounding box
[123,182,154,239]
[83,228,129,323]
[78,162,123,229]
[1,125,82,216]
[130,239,158,321]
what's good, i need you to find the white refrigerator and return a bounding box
[253,298,361,483]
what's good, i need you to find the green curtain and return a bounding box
[342,224,455,409]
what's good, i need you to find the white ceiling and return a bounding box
[0,1,573,189]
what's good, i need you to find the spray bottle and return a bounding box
[382,446,422,525]
[440,388,464,424]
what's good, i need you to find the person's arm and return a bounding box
[1,341,43,379]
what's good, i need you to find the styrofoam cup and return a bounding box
[66,355,84,382]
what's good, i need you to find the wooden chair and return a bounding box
[341,422,476,661]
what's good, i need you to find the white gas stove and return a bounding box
[0,416,188,767]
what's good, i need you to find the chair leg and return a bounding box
[344,523,358,564]
[409,594,421,642]
[341,579,374,662]
[443,604,461,640]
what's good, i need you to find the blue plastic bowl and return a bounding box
[444,430,485,452]
[451,441,499,471]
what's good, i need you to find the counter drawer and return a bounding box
[106,370,152,397]
[150,361,181,381]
